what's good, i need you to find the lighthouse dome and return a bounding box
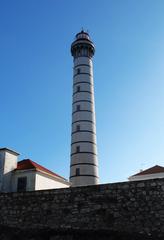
[75,30,90,40]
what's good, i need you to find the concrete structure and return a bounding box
[129,165,164,181]
[0,148,70,192]
[70,31,99,187]
[0,148,19,192]
[0,178,164,239]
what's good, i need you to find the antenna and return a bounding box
[140,162,145,172]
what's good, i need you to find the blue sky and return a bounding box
[0,0,164,183]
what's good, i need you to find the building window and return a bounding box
[76,168,80,176]
[77,68,81,74]
[17,177,27,192]
[76,146,80,153]
[76,105,80,111]
[76,125,80,131]
[77,85,80,92]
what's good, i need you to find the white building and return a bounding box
[0,148,70,192]
[128,165,164,181]
[69,30,99,187]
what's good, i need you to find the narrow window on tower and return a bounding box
[77,68,81,74]
[84,47,87,56]
[76,105,80,111]
[76,125,80,131]
[76,168,80,176]
[77,85,80,92]
[76,146,80,153]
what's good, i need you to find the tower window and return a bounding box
[77,68,81,74]
[17,177,27,192]
[76,125,80,131]
[76,105,80,111]
[77,85,80,92]
[76,146,80,153]
[76,168,80,176]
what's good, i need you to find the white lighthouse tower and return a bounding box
[69,30,99,187]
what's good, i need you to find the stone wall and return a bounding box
[0,178,164,239]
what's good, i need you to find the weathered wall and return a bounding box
[129,172,164,181]
[35,171,70,190]
[0,178,164,239]
[0,150,18,192]
[12,169,36,192]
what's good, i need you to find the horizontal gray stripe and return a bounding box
[72,120,95,125]
[71,141,97,146]
[72,110,93,115]
[73,90,92,96]
[71,152,97,156]
[74,64,90,68]
[71,130,96,135]
[72,100,93,105]
[73,81,93,86]
[74,72,92,78]
[70,174,99,179]
[70,163,98,167]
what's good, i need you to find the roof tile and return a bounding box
[132,165,164,177]
[16,159,66,180]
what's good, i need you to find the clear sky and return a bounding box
[0,0,164,183]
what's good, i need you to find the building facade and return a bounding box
[69,31,99,187]
[129,165,164,181]
[0,148,70,192]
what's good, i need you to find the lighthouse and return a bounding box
[69,30,99,187]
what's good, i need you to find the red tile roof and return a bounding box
[16,159,66,180]
[132,165,164,177]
